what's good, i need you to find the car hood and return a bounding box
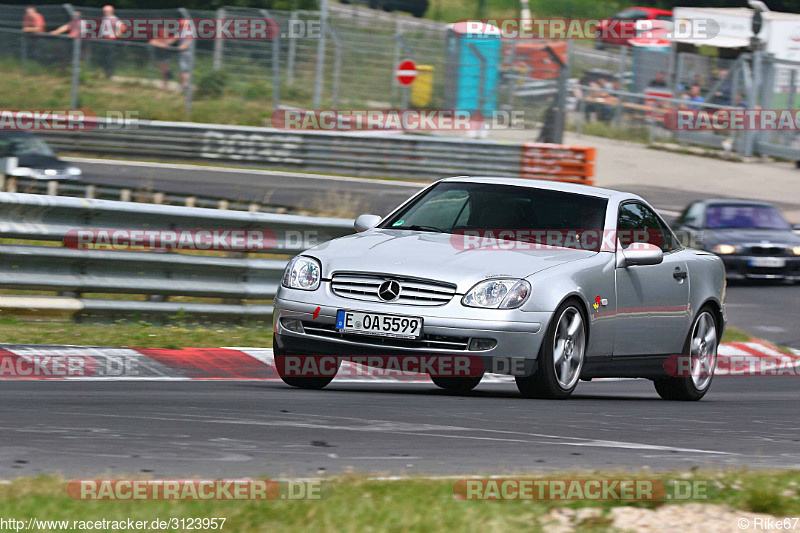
[14,154,68,170]
[308,229,596,293]
[704,228,800,247]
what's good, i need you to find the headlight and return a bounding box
[791,246,800,256]
[67,166,82,176]
[281,256,321,291]
[9,167,31,177]
[462,279,531,309]
[712,244,738,255]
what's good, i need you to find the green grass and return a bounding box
[0,317,272,348]
[721,326,753,344]
[0,470,799,532]
[0,58,276,127]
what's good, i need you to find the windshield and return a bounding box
[705,204,790,230]
[380,182,608,251]
[0,135,55,157]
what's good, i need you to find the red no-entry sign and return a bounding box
[395,59,418,86]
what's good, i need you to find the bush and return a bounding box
[195,70,229,99]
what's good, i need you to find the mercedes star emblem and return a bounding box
[377,280,401,301]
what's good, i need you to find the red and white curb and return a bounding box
[0,342,797,381]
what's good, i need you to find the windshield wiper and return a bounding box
[406,225,446,233]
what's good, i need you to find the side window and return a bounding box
[679,202,704,228]
[617,203,678,253]
[394,189,469,230]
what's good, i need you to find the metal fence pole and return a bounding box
[185,38,196,119]
[745,42,762,157]
[213,8,224,71]
[70,35,81,109]
[64,3,80,109]
[391,19,402,102]
[329,25,342,110]
[313,0,329,108]
[287,11,297,86]
[261,9,280,111]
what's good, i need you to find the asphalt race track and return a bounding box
[72,158,800,349]
[2,377,799,478]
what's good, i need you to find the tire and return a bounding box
[654,307,718,401]
[431,374,483,393]
[273,336,338,390]
[516,301,586,399]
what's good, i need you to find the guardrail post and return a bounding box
[153,192,165,205]
[7,178,17,193]
[213,8,225,71]
[120,189,131,202]
[248,203,260,212]
[47,181,59,196]
[0,175,5,192]
[218,199,229,210]
[85,185,96,199]
[185,196,196,207]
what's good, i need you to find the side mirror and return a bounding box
[354,214,382,233]
[793,224,800,232]
[619,243,664,267]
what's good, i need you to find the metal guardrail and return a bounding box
[1,176,298,215]
[38,119,526,180]
[0,192,354,322]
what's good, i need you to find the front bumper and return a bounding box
[273,289,552,377]
[720,255,800,280]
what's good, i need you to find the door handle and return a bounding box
[673,269,687,280]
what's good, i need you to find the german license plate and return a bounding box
[336,310,422,339]
[749,257,785,268]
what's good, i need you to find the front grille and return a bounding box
[749,246,787,256]
[300,321,470,351]
[331,272,457,306]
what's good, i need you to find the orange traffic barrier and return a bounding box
[519,142,595,185]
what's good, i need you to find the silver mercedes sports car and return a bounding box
[273,177,726,400]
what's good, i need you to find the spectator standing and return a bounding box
[99,5,125,78]
[50,10,82,38]
[22,7,46,61]
[176,19,195,93]
[649,71,667,88]
[149,27,175,90]
[50,10,82,71]
[688,85,705,110]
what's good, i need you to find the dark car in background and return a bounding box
[596,6,673,48]
[341,0,428,18]
[0,131,81,180]
[673,199,800,282]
